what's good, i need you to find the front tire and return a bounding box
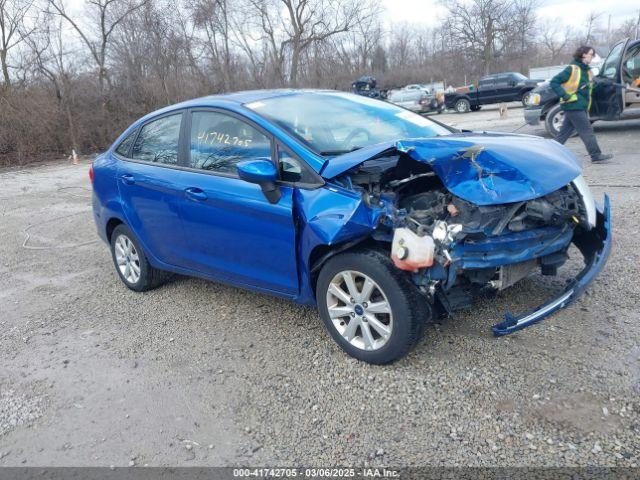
[110,224,169,292]
[544,104,576,138]
[316,249,431,364]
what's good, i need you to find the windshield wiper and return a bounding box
[320,146,363,156]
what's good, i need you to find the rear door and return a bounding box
[176,109,299,295]
[116,111,190,266]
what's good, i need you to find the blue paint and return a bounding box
[452,226,574,269]
[321,133,582,206]
[237,159,278,183]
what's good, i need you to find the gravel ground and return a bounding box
[0,103,639,467]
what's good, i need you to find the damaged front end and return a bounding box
[321,134,611,336]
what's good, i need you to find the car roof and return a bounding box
[184,88,335,107]
[136,89,337,123]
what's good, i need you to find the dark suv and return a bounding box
[445,72,541,113]
[524,38,640,137]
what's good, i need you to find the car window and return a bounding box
[131,114,182,165]
[478,79,494,89]
[601,42,625,79]
[622,44,640,84]
[494,75,511,87]
[278,147,318,184]
[189,111,272,174]
[115,129,137,157]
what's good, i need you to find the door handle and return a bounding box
[184,187,208,202]
[120,174,135,185]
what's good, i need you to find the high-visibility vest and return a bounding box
[560,64,594,110]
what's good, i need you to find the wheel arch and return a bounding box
[540,99,559,119]
[308,237,388,296]
[106,217,125,243]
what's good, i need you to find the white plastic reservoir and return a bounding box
[391,228,435,271]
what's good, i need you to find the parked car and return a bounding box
[350,75,386,99]
[92,90,611,364]
[524,38,640,137]
[386,86,443,114]
[445,72,541,113]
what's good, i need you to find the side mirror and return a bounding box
[236,159,281,204]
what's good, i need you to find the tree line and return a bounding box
[0,0,638,165]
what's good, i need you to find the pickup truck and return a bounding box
[524,38,640,137]
[445,72,541,113]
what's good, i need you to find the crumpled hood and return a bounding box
[320,132,582,206]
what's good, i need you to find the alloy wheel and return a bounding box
[552,110,565,134]
[325,270,393,351]
[114,234,141,284]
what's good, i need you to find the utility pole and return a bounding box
[636,9,640,40]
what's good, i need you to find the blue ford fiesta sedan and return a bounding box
[91,90,611,364]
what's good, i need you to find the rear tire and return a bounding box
[316,249,431,364]
[455,98,471,113]
[110,224,169,292]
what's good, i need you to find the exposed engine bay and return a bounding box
[332,152,592,315]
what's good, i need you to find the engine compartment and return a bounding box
[332,152,590,310]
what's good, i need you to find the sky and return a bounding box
[62,0,640,38]
[64,0,639,29]
[382,0,639,30]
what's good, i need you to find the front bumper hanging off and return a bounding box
[491,195,612,336]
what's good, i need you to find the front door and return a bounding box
[477,78,496,104]
[620,41,640,115]
[591,40,628,119]
[176,109,299,296]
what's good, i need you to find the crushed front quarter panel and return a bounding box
[293,185,385,304]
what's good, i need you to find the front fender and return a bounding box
[293,185,384,304]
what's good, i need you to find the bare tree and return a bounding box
[239,0,378,86]
[538,19,571,65]
[0,0,34,87]
[23,14,80,150]
[584,11,603,45]
[441,0,514,76]
[190,0,234,90]
[507,0,538,73]
[48,0,149,92]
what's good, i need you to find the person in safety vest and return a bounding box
[550,45,613,162]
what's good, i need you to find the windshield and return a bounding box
[245,92,451,155]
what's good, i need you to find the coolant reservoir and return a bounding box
[391,228,435,271]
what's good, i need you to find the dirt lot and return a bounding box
[1,103,639,467]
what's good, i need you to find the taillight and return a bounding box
[89,164,94,184]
